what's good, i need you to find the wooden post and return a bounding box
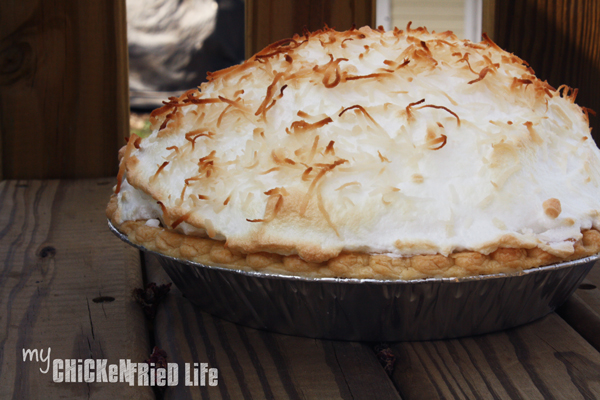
[482,0,496,40]
[494,0,600,142]
[0,0,129,179]
[246,0,376,59]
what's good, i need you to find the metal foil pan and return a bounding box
[109,221,598,341]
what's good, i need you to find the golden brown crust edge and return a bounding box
[107,196,600,280]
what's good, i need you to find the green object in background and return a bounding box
[130,113,152,138]
[132,120,152,138]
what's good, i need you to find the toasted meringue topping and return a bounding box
[114,25,600,263]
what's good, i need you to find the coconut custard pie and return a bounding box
[107,25,600,280]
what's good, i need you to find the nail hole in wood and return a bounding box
[93,296,115,303]
[38,246,56,258]
[579,283,596,290]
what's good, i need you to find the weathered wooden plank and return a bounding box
[0,179,153,399]
[579,265,600,317]
[583,261,600,288]
[556,291,600,353]
[0,0,129,179]
[556,263,600,351]
[482,0,496,40]
[245,0,375,59]
[145,253,401,400]
[390,313,600,400]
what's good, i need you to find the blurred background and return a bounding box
[0,0,598,179]
[127,0,245,110]
[128,0,480,112]
[127,0,482,137]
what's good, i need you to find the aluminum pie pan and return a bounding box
[109,220,598,341]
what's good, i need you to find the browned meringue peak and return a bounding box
[113,25,600,263]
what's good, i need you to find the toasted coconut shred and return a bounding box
[112,25,600,278]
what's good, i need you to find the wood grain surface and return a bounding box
[494,0,600,143]
[389,312,600,400]
[2,178,600,399]
[556,263,600,352]
[482,0,496,40]
[0,180,152,399]
[144,253,401,400]
[245,0,375,58]
[0,1,129,179]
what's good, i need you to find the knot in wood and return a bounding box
[38,245,56,258]
[0,41,33,86]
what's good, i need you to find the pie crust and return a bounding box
[107,195,600,279]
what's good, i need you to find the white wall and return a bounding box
[379,0,482,42]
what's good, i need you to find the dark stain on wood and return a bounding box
[578,283,596,290]
[92,296,115,303]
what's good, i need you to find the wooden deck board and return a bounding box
[556,262,600,352]
[3,178,599,399]
[0,1,129,179]
[0,180,153,399]
[144,252,402,400]
[389,313,600,400]
[144,249,600,400]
